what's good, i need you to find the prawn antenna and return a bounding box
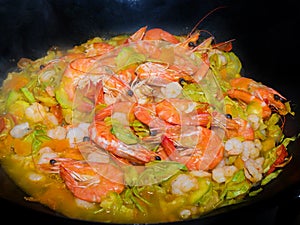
[188,5,227,38]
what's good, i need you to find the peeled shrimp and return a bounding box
[171,174,198,195]
[244,158,264,183]
[9,122,31,138]
[212,165,238,183]
[224,137,243,155]
[25,102,47,123]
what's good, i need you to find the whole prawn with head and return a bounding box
[133,98,225,171]
[89,101,159,165]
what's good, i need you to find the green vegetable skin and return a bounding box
[189,177,211,204]
[55,86,73,109]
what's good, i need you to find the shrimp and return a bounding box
[142,27,212,53]
[135,53,207,85]
[25,102,47,123]
[63,57,100,79]
[102,74,135,104]
[134,99,253,143]
[224,137,243,155]
[66,123,90,147]
[117,64,137,85]
[133,99,211,144]
[225,137,262,162]
[241,139,261,161]
[178,31,201,50]
[171,173,198,195]
[212,165,238,183]
[88,102,158,165]
[133,102,167,128]
[133,102,181,144]
[57,159,124,203]
[155,99,211,127]
[55,58,104,114]
[47,125,67,140]
[60,54,134,111]
[161,126,224,171]
[127,26,204,51]
[35,146,61,172]
[135,62,187,86]
[84,42,115,57]
[133,61,195,103]
[89,121,157,164]
[227,77,288,119]
[124,26,147,43]
[244,158,264,183]
[143,28,180,44]
[124,29,211,84]
[9,122,31,139]
[36,144,125,203]
[223,117,255,141]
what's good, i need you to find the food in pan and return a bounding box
[0,26,297,223]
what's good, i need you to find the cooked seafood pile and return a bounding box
[0,26,297,223]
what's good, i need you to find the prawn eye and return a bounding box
[127,89,134,96]
[179,78,187,86]
[225,114,232,119]
[155,156,161,161]
[188,42,197,48]
[49,159,57,165]
[274,94,285,102]
[83,136,90,142]
[150,129,158,136]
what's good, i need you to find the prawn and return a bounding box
[102,73,136,104]
[53,158,124,203]
[88,102,158,165]
[161,127,224,171]
[61,54,136,110]
[155,99,211,127]
[133,102,181,143]
[36,144,125,203]
[59,57,105,113]
[124,25,180,44]
[227,77,288,119]
[213,113,255,141]
[143,28,180,44]
[84,42,115,57]
[133,99,225,171]
[133,99,211,144]
[124,26,147,43]
[135,62,193,87]
[60,41,121,106]
[134,99,254,142]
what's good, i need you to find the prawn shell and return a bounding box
[59,160,124,203]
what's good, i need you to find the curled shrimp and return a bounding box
[48,158,125,203]
[171,173,198,195]
[227,77,288,119]
[36,145,124,203]
[60,160,124,203]
[161,126,224,171]
[143,28,180,44]
[88,101,158,165]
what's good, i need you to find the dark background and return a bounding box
[0,0,300,224]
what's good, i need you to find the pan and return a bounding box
[0,0,300,224]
